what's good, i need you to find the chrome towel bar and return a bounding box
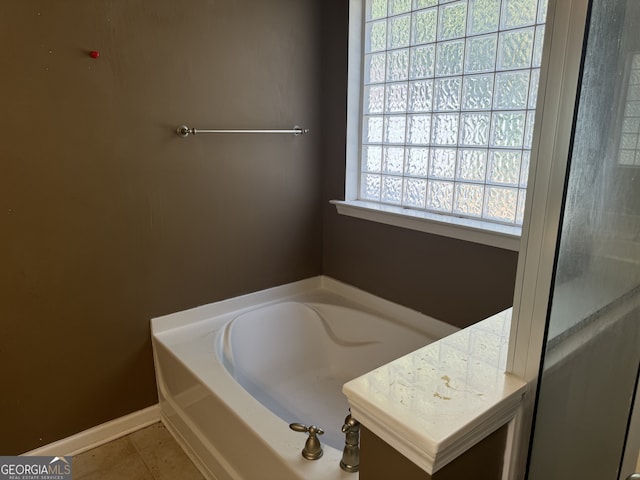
[176,125,309,137]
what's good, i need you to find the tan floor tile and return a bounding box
[128,423,174,452]
[130,423,205,480]
[76,454,154,480]
[73,437,154,480]
[73,436,137,477]
[72,423,204,480]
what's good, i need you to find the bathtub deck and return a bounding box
[72,423,205,480]
[152,275,459,480]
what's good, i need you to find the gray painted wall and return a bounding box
[0,0,518,455]
[0,0,322,454]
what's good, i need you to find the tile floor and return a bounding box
[72,422,205,480]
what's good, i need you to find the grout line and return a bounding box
[128,423,163,480]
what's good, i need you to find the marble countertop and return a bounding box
[342,308,527,474]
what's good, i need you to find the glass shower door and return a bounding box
[525,0,640,478]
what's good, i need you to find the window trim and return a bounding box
[334,0,524,251]
[332,199,521,250]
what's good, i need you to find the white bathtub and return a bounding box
[151,276,456,480]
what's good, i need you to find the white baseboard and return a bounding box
[23,404,160,457]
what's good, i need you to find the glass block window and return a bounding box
[618,53,640,166]
[360,0,548,226]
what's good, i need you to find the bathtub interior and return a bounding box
[152,276,458,480]
[218,301,437,448]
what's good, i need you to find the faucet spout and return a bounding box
[340,413,360,473]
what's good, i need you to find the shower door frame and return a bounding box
[623,380,640,476]
[504,0,640,477]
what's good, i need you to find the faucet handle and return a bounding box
[289,423,324,460]
[289,423,325,435]
[289,422,307,433]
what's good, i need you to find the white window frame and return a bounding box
[333,0,529,252]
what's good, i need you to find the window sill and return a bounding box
[331,200,521,251]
